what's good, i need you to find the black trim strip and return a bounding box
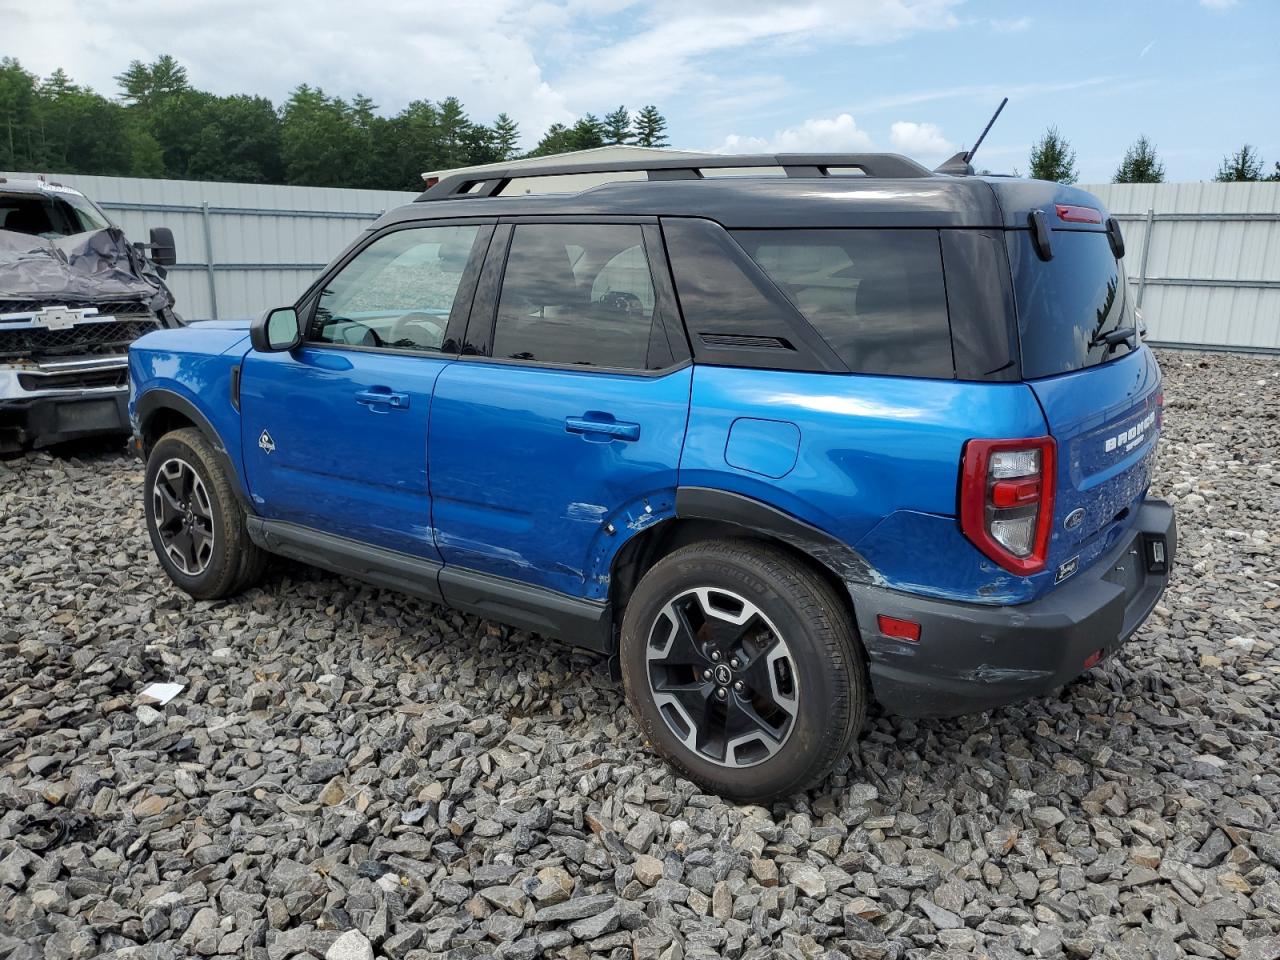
[135,388,252,511]
[675,486,873,586]
[439,567,610,652]
[245,518,611,653]
[246,517,444,604]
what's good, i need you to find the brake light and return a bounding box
[960,437,1056,574]
[1055,203,1103,224]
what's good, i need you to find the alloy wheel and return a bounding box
[646,586,799,767]
[152,458,216,576]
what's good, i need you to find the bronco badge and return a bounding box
[258,430,276,454]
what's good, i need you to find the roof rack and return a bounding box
[416,153,933,201]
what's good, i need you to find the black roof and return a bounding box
[374,153,1109,232]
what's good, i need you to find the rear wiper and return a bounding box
[1092,326,1137,352]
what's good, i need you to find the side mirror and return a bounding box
[149,227,177,266]
[251,306,302,352]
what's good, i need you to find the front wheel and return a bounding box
[144,427,265,600]
[620,539,866,802]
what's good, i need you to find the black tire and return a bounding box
[144,427,266,600]
[620,538,866,802]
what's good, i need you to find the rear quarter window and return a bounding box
[1008,229,1135,379]
[733,229,954,379]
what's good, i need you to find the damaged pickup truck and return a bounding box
[0,176,181,452]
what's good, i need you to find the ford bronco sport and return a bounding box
[129,153,1175,801]
[1,176,180,451]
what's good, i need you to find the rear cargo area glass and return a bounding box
[734,229,953,378]
[1008,230,1135,379]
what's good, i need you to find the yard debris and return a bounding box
[136,681,185,705]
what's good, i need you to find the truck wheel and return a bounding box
[620,538,866,802]
[144,427,266,600]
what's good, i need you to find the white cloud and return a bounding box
[712,114,875,154]
[990,17,1031,32]
[849,76,1117,115]
[559,0,963,106]
[1199,0,1237,8]
[889,121,955,157]
[1139,39,1156,58]
[2,0,578,144]
[0,0,964,149]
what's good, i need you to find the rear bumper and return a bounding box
[0,360,131,450]
[852,498,1176,718]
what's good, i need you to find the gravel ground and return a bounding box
[2,349,1278,960]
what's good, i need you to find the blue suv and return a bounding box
[129,153,1175,800]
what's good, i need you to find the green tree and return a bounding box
[603,105,632,145]
[32,71,136,175]
[0,58,39,169]
[1214,144,1265,182]
[528,122,574,157]
[461,122,501,167]
[186,95,283,183]
[569,114,605,150]
[436,96,473,170]
[633,105,668,147]
[114,54,189,110]
[1028,126,1077,184]
[1113,135,1165,183]
[493,112,519,160]
[280,84,364,186]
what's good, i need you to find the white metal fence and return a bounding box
[2,171,417,322]
[1081,181,1280,352]
[4,171,1278,351]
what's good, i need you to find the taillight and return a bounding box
[1055,203,1103,224]
[1155,390,1164,430]
[960,437,1056,574]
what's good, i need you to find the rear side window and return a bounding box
[733,229,954,378]
[493,223,662,369]
[1008,230,1135,378]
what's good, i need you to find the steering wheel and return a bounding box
[598,291,643,316]
[387,311,446,349]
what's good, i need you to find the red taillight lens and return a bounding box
[1055,203,1103,224]
[1155,390,1164,429]
[991,476,1041,508]
[960,437,1056,574]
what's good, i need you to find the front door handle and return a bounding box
[565,414,640,442]
[355,386,410,410]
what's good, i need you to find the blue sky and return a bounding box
[6,0,1278,182]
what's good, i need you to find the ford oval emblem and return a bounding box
[1064,508,1086,531]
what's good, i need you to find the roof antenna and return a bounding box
[935,97,1008,176]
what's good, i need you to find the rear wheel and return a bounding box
[144,427,265,599]
[620,538,866,801]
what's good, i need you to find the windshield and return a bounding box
[0,190,109,239]
[1008,229,1136,379]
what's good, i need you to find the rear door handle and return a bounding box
[355,387,410,410]
[565,415,641,442]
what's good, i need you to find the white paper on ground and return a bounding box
[138,682,185,705]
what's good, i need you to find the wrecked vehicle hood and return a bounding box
[0,227,173,310]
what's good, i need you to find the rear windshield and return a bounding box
[0,190,108,239]
[1008,229,1135,379]
[733,229,953,378]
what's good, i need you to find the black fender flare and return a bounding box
[674,486,875,591]
[135,388,253,511]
